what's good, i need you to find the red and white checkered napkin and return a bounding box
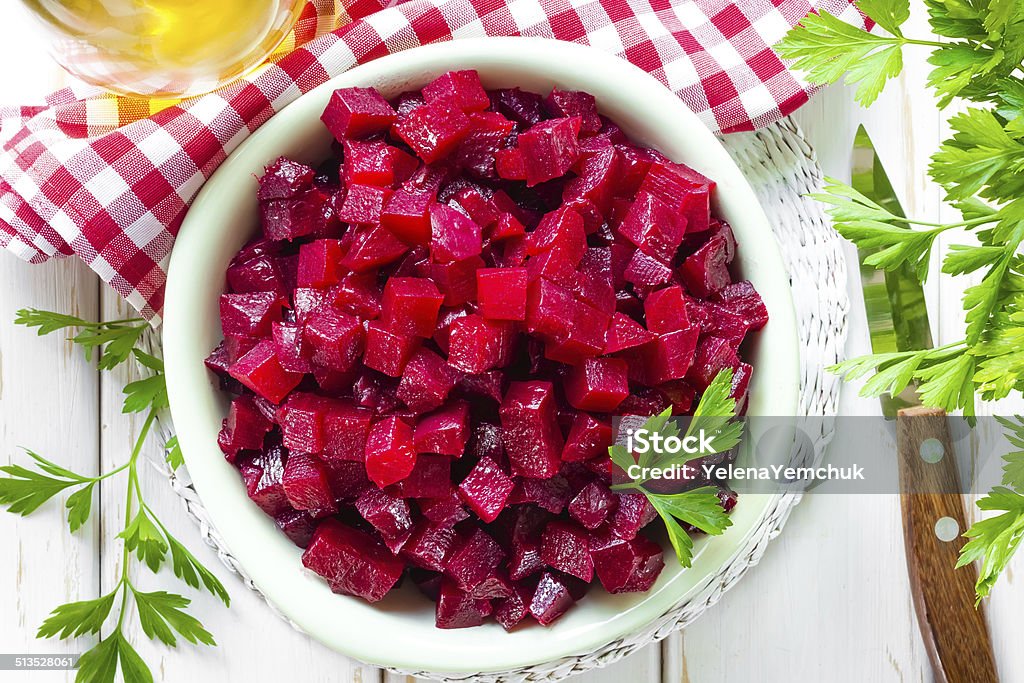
[0,0,865,323]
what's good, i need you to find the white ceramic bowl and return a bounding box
[164,37,799,674]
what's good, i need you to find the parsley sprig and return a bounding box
[777,0,1024,600]
[0,309,229,683]
[610,369,739,567]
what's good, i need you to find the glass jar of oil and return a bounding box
[20,0,306,98]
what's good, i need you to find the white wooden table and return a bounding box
[1,5,1021,682]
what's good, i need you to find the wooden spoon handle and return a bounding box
[896,406,998,683]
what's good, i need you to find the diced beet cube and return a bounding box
[258,157,315,201]
[321,87,397,140]
[423,70,490,112]
[527,208,586,262]
[278,392,330,453]
[330,272,382,319]
[364,416,417,487]
[322,401,373,463]
[644,285,690,334]
[414,401,470,456]
[525,278,577,339]
[342,139,416,188]
[562,413,613,463]
[229,340,303,404]
[446,528,505,591]
[324,460,373,501]
[490,213,526,241]
[495,584,533,631]
[419,255,483,307]
[659,380,696,414]
[456,370,506,404]
[380,277,443,337]
[260,190,328,242]
[470,571,513,600]
[355,486,413,544]
[447,314,515,373]
[508,536,544,582]
[401,454,452,498]
[617,192,686,262]
[563,146,620,216]
[220,292,284,337]
[545,88,601,134]
[638,326,700,385]
[518,117,581,187]
[639,160,713,219]
[395,100,471,163]
[686,336,741,389]
[292,287,331,323]
[476,267,528,320]
[611,492,658,540]
[591,533,665,593]
[624,249,673,288]
[242,446,291,516]
[500,381,563,479]
[227,253,286,297]
[401,521,458,571]
[529,571,575,625]
[282,452,337,513]
[493,87,546,126]
[435,578,491,629]
[568,481,617,529]
[420,489,470,528]
[275,509,317,548]
[540,520,594,581]
[516,475,572,513]
[575,247,615,312]
[564,358,629,412]
[714,280,768,331]
[304,308,365,371]
[455,112,516,178]
[296,239,344,289]
[543,302,610,366]
[336,184,392,225]
[382,187,434,245]
[466,422,505,463]
[731,362,753,414]
[302,519,404,602]
[340,225,408,273]
[397,348,459,413]
[430,204,482,264]
[495,147,527,181]
[363,321,421,377]
[679,234,731,297]
[218,395,272,459]
[605,312,655,353]
[458,457,515,523]
[271,321,313,374]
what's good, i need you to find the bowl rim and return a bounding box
[163,36,799,674]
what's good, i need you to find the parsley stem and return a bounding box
[902,38,948,49]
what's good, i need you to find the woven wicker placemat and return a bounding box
[150,116,849,682]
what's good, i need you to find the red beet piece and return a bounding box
[540,520,594,581]
[527,208,586,262]
[495,583,533,630]
[258,157,315,201]
[644,285,690,334]
[420,255,483,306]
[395,100,471,163]
[456,112,516,178]
[458,457,515,523]
[545,88,601,134]
[714,280,768,331]
[624,249,673,288]
[382,186,434,245]
[414,401,470,456]
[227,253,286,296]
[529,571,576,625]
[322,401,374,463]
[229,340,303,404]
[402,521,458,571]
[397,347,459,413]
[324,460,373,501]
[218,395,272,458]
[282,452,337,513]
[447,314,515,373]
[591,533,665,593]
[278,392,331,453]
[605,312,655,354]
[271,321,314,374]
[321,86,397,140]
[275,509,317,548]
[490,213,526,241]
[562,413,613,462]
[342,139,416,188]
[401,454,452,498]
[423,70,490,112]
[575,247,615,312]
[686,335,740,389]
[364,416,417,487]
[495,147,528,181]
[493,87,546,126]
[525,278,577,339]
[336,183,392,225]
[618,192,686,262]
[516,475,572,514]
[302,518,404,602]
[420,489,470,528]
[429,203,482,264]
[260,190,329,241]
[518,117,581,186]
[219,292,284,337]
[381,277,443,337]
[304,308,365,371]
[639,326,700,385]
[476,267,528,321]
[355,486,413,547]
[679,234,731,297]
[543,302,610,365]
[568,481,617,530]
[340,225,409,273]
[363,321,421,377]
[296,239,344,289]
[243,445,291,516]
[445,528,505,592]
[500,381,564,479]
[731,362,753,414]
[611,492,658,539]
[564,358,629,412]
[435,578,492,629]
[331,272,383,319]
[640,161,713,235]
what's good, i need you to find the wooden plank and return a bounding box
[0,259,100,683]
[96,289,383,683]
